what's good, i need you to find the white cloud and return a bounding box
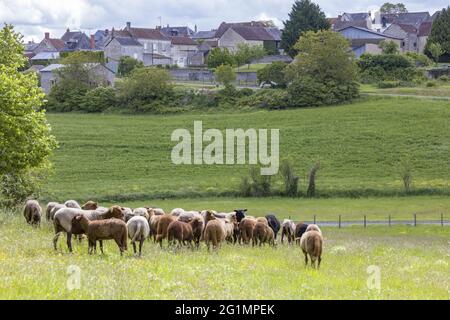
[0,0,447,42]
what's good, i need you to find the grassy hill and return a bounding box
[43,96,450,202]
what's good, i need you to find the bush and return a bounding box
[378,80,401,88]
[214,64,236,86]
[117,67,173,110]
[257,61,288,88]
[438,75,449,82]
[238,89,289,109]
[426,80,438,87]
[279,159,299,197]
[46,81,89,112]
[79,87,117,113]
[117,56,144,77]
[405,52,433,67]
[287,77,359,108]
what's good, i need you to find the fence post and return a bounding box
[414,213,417,227]
[314,215,316,225]
[364,215,367,228]
[441,213,444,227]
[388,214,391,227]
[339,215,341,229]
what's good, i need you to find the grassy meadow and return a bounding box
[43,96,450,202]
[0,214,448,300]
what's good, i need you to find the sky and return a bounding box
[0,0,448,42]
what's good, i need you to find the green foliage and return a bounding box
[206,48,234,68]
[238,89,289,109]
[214,64,236,86]
[404,52,433,67]
[379,40,400,54]
[425,7,450,56]
[380,2,408,14]
[233,44,266,68]
[257,61,288,87]
[427,42,443,63]
[117,56,144,77]
[378,80,401,88]
[117,67,173,111]
[279,159,300,197]
[0,24,57,206]
[426,80,438,87]
[59,50,105,63]
[285,30,360,107]
[358,53,423,83]
[80,87,117,113]
[281,0,330,57]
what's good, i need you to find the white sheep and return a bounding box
[171,208,185,217]
[281,219,296,245]
[64,200,81,209]
[24,200,42,227]
[45,202,60,221]
[127,216,150,257]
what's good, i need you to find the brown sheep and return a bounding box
[204,220,226,251]
[155,215,176,248]
[149,215,162,242]
[167,220,194,249]
[74,215,128,256]
[190,217,204,249]
[81,201,98,210]
[256,217,269,225]
[253,222,275,247]
[238,218,257,245]
[300,231,323,269]
[24,200,42,227]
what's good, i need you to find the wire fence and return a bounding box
[292,213,449,228]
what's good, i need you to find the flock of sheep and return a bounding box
[23,199,324,268]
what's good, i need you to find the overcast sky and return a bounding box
[0,0,448,42]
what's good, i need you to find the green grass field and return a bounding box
[0,214,448,300]
[43,96,450,202]
[361,83,450,98]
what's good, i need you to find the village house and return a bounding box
[104,36,144,63]
[33,32,65,54]
[170,36,198,67]
[39,63,116,94]
[161,25,196,37]
[332,12,373,30]
[216,21,281,53]
[337,26,403,58]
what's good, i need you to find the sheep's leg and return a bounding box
[132,241,137,255]
[139,239,144,257]
[317,256,321,269]
[53,232,62,251]
[304,252,308,267]
[99,240,104,255]
[67,233,73,253]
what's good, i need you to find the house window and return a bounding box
[401,41,405,47]
[133,53,138,59]
[414,42,417,48]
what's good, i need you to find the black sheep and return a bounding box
[234,209,248,223]
[265,214,281,240]
[295,222,309,245]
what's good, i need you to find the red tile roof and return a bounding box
[230,26,275,41]
[396,23,418,34]
[171,36,197,45]
[418,21,432,37]
[48,38,65,50]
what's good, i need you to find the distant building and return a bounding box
[34,32,65,54]
[39,63,116,94]
[60,29,96,52]
[161,25,195,37]
[170,36,198,67]
[337,26,403,58]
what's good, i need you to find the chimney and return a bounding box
[66,27,70,32]
[45,32,50,39]
[90,35,95,49]
[111,27,115,37]
[195,24,198,33]
[167,24,169,28]
[126,22,131,31]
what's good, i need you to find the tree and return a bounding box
[257,61,288,87]
[233,44,266,69]
[117,67,173,105]
[285,30,359,107]
[281,0,330,58]
[0,24,57,206]
[214,64,236,87]
[427,42,443,63]
[117,56,144,77]
[378,40,400,54]
[380,3,408,14]
[206,47,234,68]
[425,7,450,57]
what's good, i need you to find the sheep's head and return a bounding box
[110,206,125,220]
[82,201,98,210]
[234,209,247,223]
